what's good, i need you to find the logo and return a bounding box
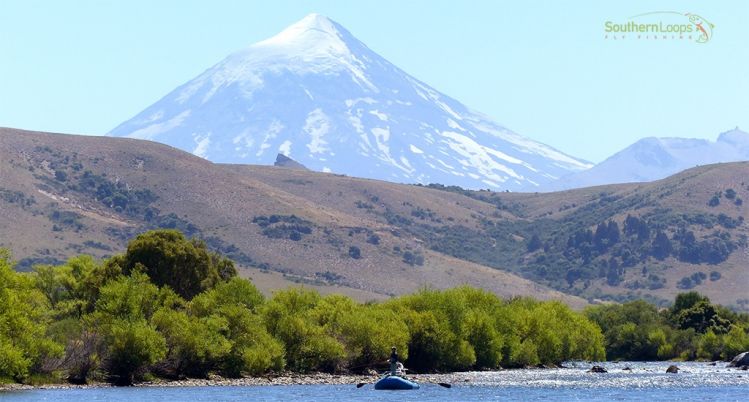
[604,11,714,43]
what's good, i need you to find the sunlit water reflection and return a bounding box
[2,362,747,401]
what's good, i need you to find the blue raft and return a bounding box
[374,375,420,390]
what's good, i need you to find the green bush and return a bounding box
[336,305,409,371]
[212,305,284,377]
[0,251,63,382]
[103,319,166,385]
[262,289,344,373]
[151,309,231,378]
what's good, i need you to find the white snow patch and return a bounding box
[278,140,292,156]
[369,110,388,121]
[192,132,211,158]
[146,110,164,122]
[304,109,331,154]
[372,127,390,143]
[400,156,413,170]
[441,131,524,164]
[436,159,456,170]
[436,100,462,121]
[204,65,263,104]
[440,130,524,183]
[369,127,411,173]
[345,97,376,108]
[447,119,464,131]
[348,115,364,133]
[125,110,191,140]
[256,120,284,157]
[232,127,255,152]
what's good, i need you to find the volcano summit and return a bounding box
[110,14,591,190]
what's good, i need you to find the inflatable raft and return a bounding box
[374,375,420,390]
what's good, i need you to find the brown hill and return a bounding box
[0,127,584,307]
[2,127,747,310]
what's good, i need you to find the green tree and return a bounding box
[586,300,665,360]
[672,295,731,334]
[34,255,121,319]
[109,230,236,300]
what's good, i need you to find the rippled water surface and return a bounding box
[3,362,748,401]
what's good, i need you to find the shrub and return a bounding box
[348,246,361,259]
[103,319,166,385]
[0,251,64,381]
[262,289,344,373]
[151,309,231,378]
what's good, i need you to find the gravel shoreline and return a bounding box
[0,372,474,391]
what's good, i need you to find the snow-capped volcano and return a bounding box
[110,13,591,190]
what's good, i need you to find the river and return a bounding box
[2,361,747,401]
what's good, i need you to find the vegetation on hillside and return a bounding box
[586,292,749,361]
[3,134,748,312]
[402,185,747,305]
[1,229,747,387]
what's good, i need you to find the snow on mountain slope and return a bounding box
[554,128,749,190]
[110,13,591,191]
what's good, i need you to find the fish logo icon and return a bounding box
[685,13,715,43]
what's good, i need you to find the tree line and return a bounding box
[0,229,746,386]
[585,292,749,361]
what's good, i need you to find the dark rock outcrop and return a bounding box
[588,365,607,373]
[728,352,749,368]
[666,365,679,373]
[274,153,308,170]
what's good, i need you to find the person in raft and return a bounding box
[389,346,399,376]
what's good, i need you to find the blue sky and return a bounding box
[1,0,747,162]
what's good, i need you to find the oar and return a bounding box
[356,382,369,388]
[437,382,451,388]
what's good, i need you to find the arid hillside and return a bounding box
[2,127,747,309]
[0,128,584,307]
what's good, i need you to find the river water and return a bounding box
[2,362,747,401]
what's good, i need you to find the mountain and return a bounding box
[109,13,591,191]
[0,127,585,306]
[3,128,748,310]
[556,128,749,190]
